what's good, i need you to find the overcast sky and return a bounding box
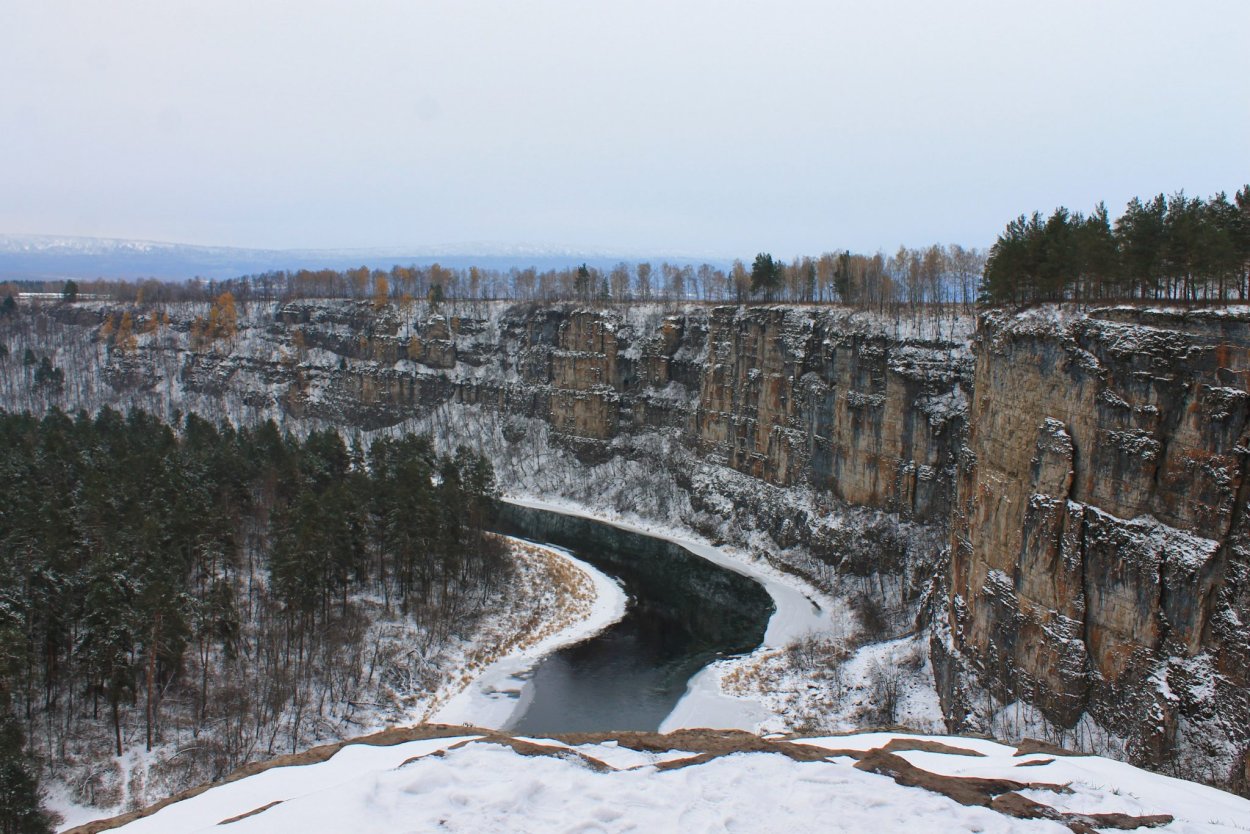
[1,1,1246,258]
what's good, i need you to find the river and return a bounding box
[492,502,776,734]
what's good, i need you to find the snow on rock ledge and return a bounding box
[65,727,1249,834]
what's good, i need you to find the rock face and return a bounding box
[243,302,970,523]
[694,307,966,521]
[937,307,1250,789]
[1,299,967,574]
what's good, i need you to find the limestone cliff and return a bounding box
[0,300,965,586]
[936,306,1250,790]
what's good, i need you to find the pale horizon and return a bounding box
[2,1,1246,260]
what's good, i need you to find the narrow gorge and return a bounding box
[4,298,1248,794]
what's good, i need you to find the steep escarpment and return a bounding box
[694,307,966,522]
[0,301,968,598]
[936,307,1250,790]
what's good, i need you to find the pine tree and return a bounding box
[1235,186,1250,299]
[574,264,592,302]
[0,714,53,834]
[32,358,62,390]
[750,253,782,301]
[1075,203,1118,300]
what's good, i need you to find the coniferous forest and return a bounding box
[982,186,1250,304]
[0,409,504,829]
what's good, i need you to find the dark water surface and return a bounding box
[494,503,774,734]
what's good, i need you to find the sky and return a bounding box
[1,1,1247,259]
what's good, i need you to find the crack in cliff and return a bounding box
[1074,503,1095,712]
[1155,556,1173,650]
[1200,441,1250,650]
[1061,423,1096,714]
[1146,377,1190,507]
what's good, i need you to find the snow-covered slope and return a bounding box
[67,728,1250,833]
[40,533,624,828]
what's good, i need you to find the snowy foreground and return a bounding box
[70,728,1250,833]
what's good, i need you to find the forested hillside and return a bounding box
[0,409,505,828]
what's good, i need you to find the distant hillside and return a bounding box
[0,235,726,282]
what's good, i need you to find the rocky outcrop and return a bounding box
[0,299,967,594]
[197,302,970,522]
[938,306,1250,789]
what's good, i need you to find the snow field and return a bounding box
[94,731,1250,833]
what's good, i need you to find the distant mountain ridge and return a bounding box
[0,234,729,282]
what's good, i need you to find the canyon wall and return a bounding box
[4,300,967,538]
[935,307,1250,789]
[0,300,963,625]
[273,301,970,524]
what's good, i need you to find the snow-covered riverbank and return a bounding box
[430,540,627,728]
[50,535,624,832]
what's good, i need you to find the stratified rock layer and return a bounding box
[252,302,970,522]
[938,307,1250,788]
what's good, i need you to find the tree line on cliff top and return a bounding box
[982,186,1250,305]
[2,243,988,313]
[5,184,1248,313]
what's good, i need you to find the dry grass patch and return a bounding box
[418,537,598,719]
